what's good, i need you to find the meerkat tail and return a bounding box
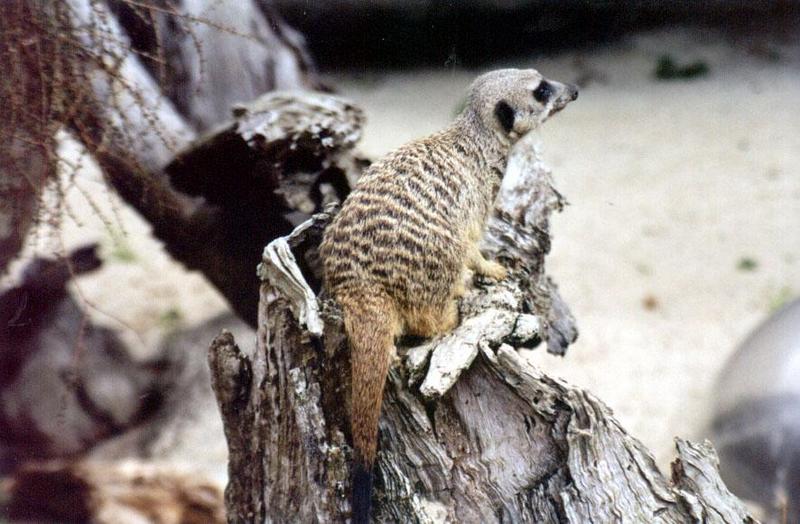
[340,291,399,524]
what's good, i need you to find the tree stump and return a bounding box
[208,133,756,523]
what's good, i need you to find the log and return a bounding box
[109,0,324,131]
[1,312,253,521]
[208,133,756,522]
[1,0,351,326]
[0,245,163,466]
[64,0,362,325]
[65,0,364,324]
[162,91,366,324]
[3,459,225,523]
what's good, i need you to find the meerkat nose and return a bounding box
[567,84,579,101]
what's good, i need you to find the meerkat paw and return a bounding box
[478,260,508,281]
[390,348,402,367]
[453,278,467,298]
[467,245,508,282]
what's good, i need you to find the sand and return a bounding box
[5,27,799,473]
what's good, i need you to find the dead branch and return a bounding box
[68,1,364,324]
[3,459,225,523]
[1,0,348,326]
[0,245,162,464]
[1,311,253,522]
[69,0,365,323]
[109,0,324,131]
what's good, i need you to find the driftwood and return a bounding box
[2,4,364,517]
[208,133,756,523]
[109,0,324,131]
[1,3,758,520]
[3,459,225,523]
[0,245,168,467]
[0,246,235,523]
[1,0,352,326]
[161,91,365,323]
[67,0,363,325]
[0,312,254,521]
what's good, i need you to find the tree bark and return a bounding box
[208,134,757,523]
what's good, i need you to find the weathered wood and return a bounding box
[3,459,225,523]
[161,91,366,324]
[2,312,252,521]
[1,0,351,325]
[70,0,366,324]
[209,134,757,522]
[0,246,159,465]
[110,0,324,131]
[71,0,366,322]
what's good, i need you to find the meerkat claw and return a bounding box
[481,261,508,281]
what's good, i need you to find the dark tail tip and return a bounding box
[352,462,374,524]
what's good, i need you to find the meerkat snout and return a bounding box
[567,84,579,100]
[560,83,579,103]
[543,80,578,118]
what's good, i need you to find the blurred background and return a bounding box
[1,0,798,521]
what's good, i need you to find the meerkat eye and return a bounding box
[533,80,553,103]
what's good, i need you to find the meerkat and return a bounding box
[319,68,578,523]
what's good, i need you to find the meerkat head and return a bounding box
[467,68,578,144]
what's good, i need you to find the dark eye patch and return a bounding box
[533,80,553,103]
[494,100,515,133]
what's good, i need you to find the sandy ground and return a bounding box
[4,27,799,474]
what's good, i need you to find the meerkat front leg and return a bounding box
[466,243,508,281]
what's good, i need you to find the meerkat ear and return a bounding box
[494,100,515,134]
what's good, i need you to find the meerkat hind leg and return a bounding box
[453,270,469,298]
[467,244,507,281]
[403,301,459,338]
